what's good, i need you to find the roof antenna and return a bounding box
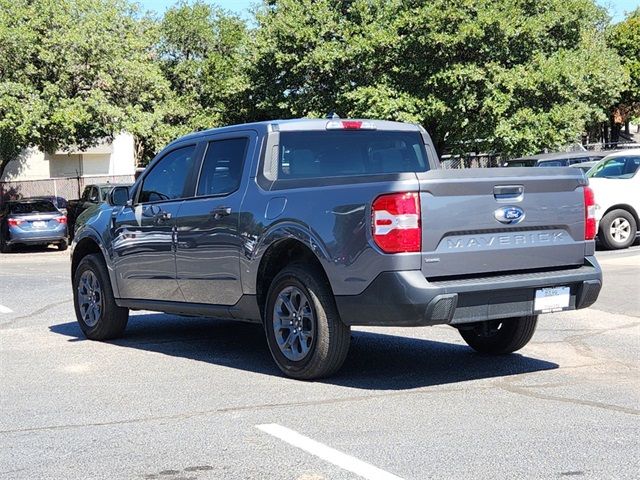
[327,112,340,119]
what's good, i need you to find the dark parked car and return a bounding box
[71,118,602,379]
[505,151,610,168]
[0,198,68,252]
[67,183,131,239]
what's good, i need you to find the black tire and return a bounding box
[57,239,68,251]
[264,263,351,380]
[73,253,128,340]
[0,236,11,253]
[598,209,637,250]
[458,315,538,354]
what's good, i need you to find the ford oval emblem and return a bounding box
[494,206,525,225]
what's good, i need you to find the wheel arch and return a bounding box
[255,238,333,317]
[602,204,639,226]
[71,232,120,298]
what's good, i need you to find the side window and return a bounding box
[81,187,91,201]
[196,138,248,196]
[89,187,99,202]
[139,145,197,203]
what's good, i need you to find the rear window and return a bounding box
[278,131,428,179]
[100,187,112,201]
[10,201,57,214]
[537,160,566,167]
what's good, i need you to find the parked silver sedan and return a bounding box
[0,198,68,253]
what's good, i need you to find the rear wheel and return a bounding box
[264,264,351,380]
[598,209,636,250]
[458,315,538,354]
[0,236,11,253]
[57,239,68,251]
[73,254,128,340]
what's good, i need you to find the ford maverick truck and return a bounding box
[70,119,602,379]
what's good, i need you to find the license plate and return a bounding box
[32,221,46,229]
[534,286,570,313]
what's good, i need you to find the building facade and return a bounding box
[1,133,136,182]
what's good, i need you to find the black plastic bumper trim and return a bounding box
[335,257,602,327]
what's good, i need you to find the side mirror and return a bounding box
[109,186,130,207]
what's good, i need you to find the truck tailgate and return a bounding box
[418,167,588,279]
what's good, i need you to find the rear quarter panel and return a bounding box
[240,176,423,296]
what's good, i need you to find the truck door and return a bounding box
[112,143,200,301]
[175,132,257,305]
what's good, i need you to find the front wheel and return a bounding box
[73,254,128,340]
[458,315,538,354]
[264,264,351,380]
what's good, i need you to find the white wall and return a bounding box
[109,133,135,176]
[48,154,82,178]
[79,155,111,176]
[1,148,49,181]
[1,133,135,181]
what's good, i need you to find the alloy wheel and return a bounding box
[77,270,103,327]
[272,286,315,361]
[610,217,631,243]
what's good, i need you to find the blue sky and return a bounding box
[138,0,254,17]
[138,0,639,21]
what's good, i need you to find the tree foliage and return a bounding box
[247,0,626,155]
[156,1,249,134]
[0,0,633,179]
[607,8,640,122]
[0,0,170,175]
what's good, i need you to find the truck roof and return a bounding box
[167,118,423,149]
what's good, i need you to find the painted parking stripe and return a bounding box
[0,305,13,314]
[256,423,403,480]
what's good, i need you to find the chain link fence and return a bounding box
[440,153,503,169]
[0,175,134,206]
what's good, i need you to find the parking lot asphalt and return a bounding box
[0,246,638,479]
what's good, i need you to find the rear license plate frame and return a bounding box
[534,286,571,313]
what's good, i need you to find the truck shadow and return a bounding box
[50,313,558,390]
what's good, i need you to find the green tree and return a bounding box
[607,8,640,137]
[0,0,170,177]
[157,1,249,133]
[247,0,627,156]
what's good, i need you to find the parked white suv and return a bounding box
[587,149,640,249]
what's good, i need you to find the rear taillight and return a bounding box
[372,192,421,253]
[55,216,67,224]
[583,186,596,240]
[7,218,23,227]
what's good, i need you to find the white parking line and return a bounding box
[0,304,13,314]
[256,423,404,480]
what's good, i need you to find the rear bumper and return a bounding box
[335,257,602,327]
[7,233,67,245]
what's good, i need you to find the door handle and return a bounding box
[211,206,232,219]
[493,185,524,202]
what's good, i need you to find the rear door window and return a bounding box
[278,131,428,179]
[196,138,248,196]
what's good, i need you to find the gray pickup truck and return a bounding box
[70,118,602,379]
